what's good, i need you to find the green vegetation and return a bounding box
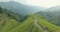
[2,19,20,32]
[0,7,60,32]
[0,7,21,32]
[34,15,60,32]
[9,15,43,32]
[36,9,60,26]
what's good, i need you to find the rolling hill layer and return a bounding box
[36,6,60,26]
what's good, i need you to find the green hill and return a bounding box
[34,15,60,32]
[35,6,60,26]
[0,7,21,21]
[4,15,60,32]
[9,15,43,32]
[0,7,21,32]
[0,7,60,32]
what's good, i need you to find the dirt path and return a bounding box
[34,19,48,32]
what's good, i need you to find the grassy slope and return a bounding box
[0,13,9,32]
[34,15,60,32]
[0,7,21,32]
[1,19,20,32]
[10,15,42,32]
[0,21,4,32]
[0,14,60,32]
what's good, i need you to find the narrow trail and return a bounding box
[34,19,48,32]
[34,19,43,30]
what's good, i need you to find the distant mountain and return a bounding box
[35,6,60,26]
[0,1,44,15]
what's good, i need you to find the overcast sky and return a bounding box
[0,0,60,8]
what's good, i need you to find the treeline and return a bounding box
[0,7,21,21]
[0,7,29,22]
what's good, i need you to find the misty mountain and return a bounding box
[0,1,44,15]
[35,6,60,26]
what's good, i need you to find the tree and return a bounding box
[0,7,3,13]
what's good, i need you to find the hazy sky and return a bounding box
[0,0,60,8]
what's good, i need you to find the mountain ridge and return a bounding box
[0,1,44,15]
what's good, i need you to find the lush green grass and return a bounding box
[10,16,34,32]
[34,15,60,32]
[10,15,42,32]
[0,14,60,32]
[0,21,4,32]
[1,19,20,32]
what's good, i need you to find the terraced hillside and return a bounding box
[34,15,60,32]
[1,15,60,32]
[0,7,60,32]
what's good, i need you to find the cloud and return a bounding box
[0,0,19,2]
[0,0,9,1]
[22,0,60,8]
[0,0,60,8]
